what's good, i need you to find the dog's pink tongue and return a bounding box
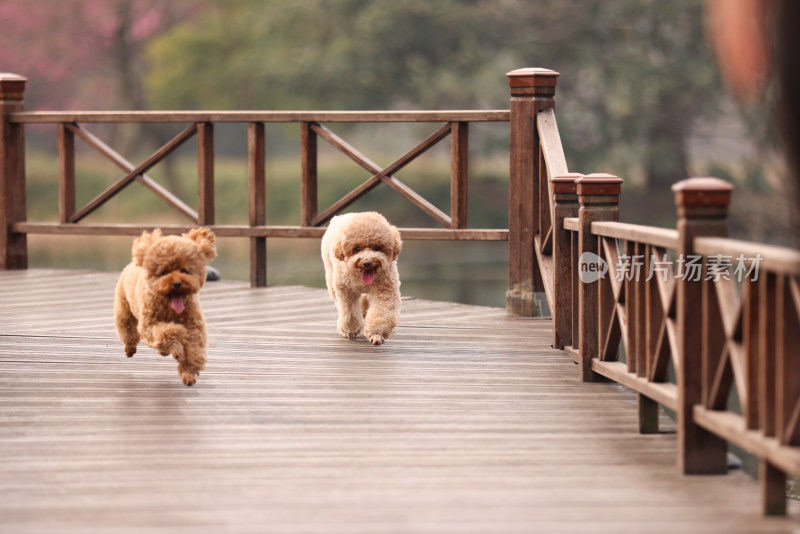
[170,294,185,314]
[361,268,376,285]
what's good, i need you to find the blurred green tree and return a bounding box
[146,0,730,195]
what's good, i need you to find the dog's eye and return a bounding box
[181,269,190,275]
[160,270,170,276]
[354,246,361,253]
[373,246,381,252]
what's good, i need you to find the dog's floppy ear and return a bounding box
[132,229,161,266]
[390,225,402,261]
[332,239,347,261]
[185,227,217,262]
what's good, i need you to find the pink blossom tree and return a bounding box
[0,0,200,111]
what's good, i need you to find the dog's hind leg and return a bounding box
[114,285,139,357]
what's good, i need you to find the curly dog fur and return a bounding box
[114,228,217,386]
[321,212,402,345]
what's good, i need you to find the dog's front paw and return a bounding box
[180,371,196,386]
[339,328,360,340]
[365,324,393,346]
[337,318,362,340]
[366,333,386,346]
[124,344,137,358]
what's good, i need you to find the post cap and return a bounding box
[0,73,27,100]
[576,173,623,196]
[506,68,560,88]
[552,173,583,194]
[671,177,733,207]
[507,68,559,98]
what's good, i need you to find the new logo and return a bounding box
[578,252,608,283]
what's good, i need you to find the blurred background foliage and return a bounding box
[0,0,791,306]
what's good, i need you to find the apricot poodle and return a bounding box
[321,212,403,345]
[114,227,217,385]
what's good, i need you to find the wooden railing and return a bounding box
[5,67,798,516]
[540,167,800,514]
[0,68,557,309]
[0,73,531,288]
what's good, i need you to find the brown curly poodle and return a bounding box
[114,228,217,386]
[321,212,402,345]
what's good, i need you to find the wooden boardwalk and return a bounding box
[1,269,799,533]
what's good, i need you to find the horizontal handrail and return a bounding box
[12,222,508,241]
[9,110,510,124]
[591,221,679,249]
[694,236,800,275]
[537,109,568,179]
[591,360,679,411]
[694,407,800,476]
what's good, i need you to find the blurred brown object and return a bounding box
[707,0,800,234]
[705,0,771,102]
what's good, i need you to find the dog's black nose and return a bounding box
[172,281,182,290]
[363,260,372,269]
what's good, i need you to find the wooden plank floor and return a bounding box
[1,269,799,533]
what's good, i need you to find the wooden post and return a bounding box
[0,73,27,269]
[672,176,731,475]
[506,67,559,316]
[576,173,623,381]
[58,123,75,223]
[300,122,317,227]
[759,272,777,439]
[742,278,760,431]
[761,460,786,516]
[759,271,783,514]
[249,122,266,288]
[552,173,582,349]
[197,122,214,225]
[450,121,468,229]
[643,244,666,434]
[636,243,659,433]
